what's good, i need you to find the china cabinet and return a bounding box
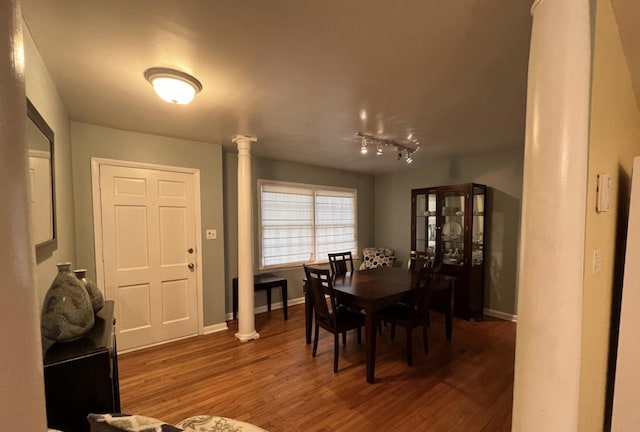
[411,183,486,319]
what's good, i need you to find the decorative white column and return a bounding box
[512,0,591,431]
[0,0,48,429]
[233,134,260,342]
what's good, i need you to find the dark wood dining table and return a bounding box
[305,267,417,383]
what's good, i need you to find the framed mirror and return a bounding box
[27,98,57,251]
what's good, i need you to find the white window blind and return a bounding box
[259,181,357,268]
[315,189,356,261]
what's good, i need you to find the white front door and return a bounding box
[98,163,200,351]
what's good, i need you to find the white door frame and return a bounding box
[91,157,204,339]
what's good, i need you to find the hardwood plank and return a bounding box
[118,304,515,431]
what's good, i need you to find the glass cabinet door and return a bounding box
[472,186,485,266]
[413,191,437,262]
[440,190,465,266]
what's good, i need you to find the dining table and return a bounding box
[305,266,439,383]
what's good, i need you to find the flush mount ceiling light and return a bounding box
[356,131,419,164]
[144,67,202,104]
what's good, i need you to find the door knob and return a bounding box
[187,248,194,254]
[188,263,195,270]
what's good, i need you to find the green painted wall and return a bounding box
[223,153,376,313]
[70,122,226,326]
[374,148,524,316]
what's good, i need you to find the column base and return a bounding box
[235,331,260,342]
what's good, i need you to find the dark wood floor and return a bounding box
[118,303,516,432]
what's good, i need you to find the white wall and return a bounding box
[24,22,77,303]
[581,0,640,427]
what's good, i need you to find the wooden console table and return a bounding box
[232,273,288,320]
[42,300,120,432]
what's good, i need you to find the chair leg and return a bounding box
[390,324,396,341]
[378,319,388,334]
[312,324,320,357]
[422,324,429,354]
[445,311,453,341]
[342,331,347,345]
[357,326,362,344]
[406,328,413,367]
[334,333,339,373]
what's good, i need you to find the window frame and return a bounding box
[257,179,358,270]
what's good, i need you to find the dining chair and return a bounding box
[303,265,365,373]
[408,250,434,270]
[379,266,453,366]
[327,251,355,276]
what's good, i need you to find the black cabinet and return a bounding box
[411,184,487,319]
[42,300,120,432]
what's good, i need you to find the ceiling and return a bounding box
[21,0,533,175]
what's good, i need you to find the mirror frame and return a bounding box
[27,98,57,252]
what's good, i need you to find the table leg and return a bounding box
[445,281,454,341]
[266,288,272,312]
[304,280,312,344]
[232,278,238,320]
[282,281,288,320]
[365,309,378,383]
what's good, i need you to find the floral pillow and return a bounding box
[87,413,183,432]
[177,415,267,432]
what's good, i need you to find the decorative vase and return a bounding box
[74,269,105,313]
[41,262,95,342]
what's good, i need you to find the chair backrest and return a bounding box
[408,250,435,270]
[406,266,444,323]
[303,265,338,329]
[328,251,354,276]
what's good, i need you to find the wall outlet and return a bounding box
[593,248,601,274]
[206,229,217,240]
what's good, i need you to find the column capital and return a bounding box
[232,134,257,144]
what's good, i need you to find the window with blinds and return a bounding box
[259,180,357,268]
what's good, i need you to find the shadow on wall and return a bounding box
[604,164,632,431]
[484,187,521,316]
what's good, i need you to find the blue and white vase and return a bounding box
[41,262,95,342]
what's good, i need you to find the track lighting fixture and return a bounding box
[360,137,368,154]
[356,131,419,164]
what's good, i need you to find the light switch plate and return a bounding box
[206,229,217,240]
[596,173,611,212]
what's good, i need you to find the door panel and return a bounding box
[161,279,190,323]
[100,164,198,351]
[115,206,149,269]
[159,207,187,266]
[117,283,152,332]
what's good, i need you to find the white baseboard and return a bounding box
[224,296,306,321]
[203,322,229,334]
[483,308,518,322]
